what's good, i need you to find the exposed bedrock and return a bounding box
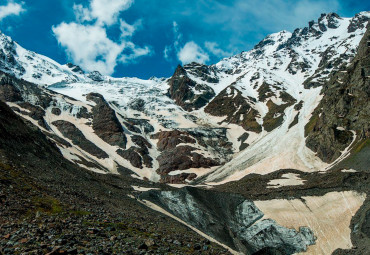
[205,85,262,133]
[151,129,232,183]
[122,117,154,134]
[305,24,370,164]
[152,130,196,151]
[156,145,219,175]
[86,93,127,149]
[52,120,108,159]
[167,65,215,111]
[116,135,153,169]
[0,74,22,102]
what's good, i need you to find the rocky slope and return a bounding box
[0,11,370,255]
[305,22,370,165]
[0,99,229,254]
[1,12,369,184]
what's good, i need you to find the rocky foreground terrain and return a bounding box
[0,12,369,255]
[0,100,229,254]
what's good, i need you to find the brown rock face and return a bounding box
[18,102,49,130]
[86,93,127,149]
[117,147,143,168]
[257,82,274,102]
[160,173,197,184]
[263,92,296,132]
[167,65,215,111]
[0,77,22,102]
[151,129,231,183]
[205,85,262,133]
[51,107,61,116]
[122,117,154,134]
[305,24,370,164]
[151,130,196,151]
[156,145,219,176]
[117,135,153,169]
[52,120,108,159]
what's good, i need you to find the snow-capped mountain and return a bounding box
[0,12,369,185]
[1,11,370,255]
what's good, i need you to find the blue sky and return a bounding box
[0,0,369,79]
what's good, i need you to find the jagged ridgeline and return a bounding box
[0,11,370,255]
[0,12,369,183]
[305,21,370,167]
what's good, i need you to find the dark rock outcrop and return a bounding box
[151,130,196,151]
[348,12,369,33]
[305,24,370,163]
[52,120,108,159]
[86,93,127,149]
[76,106,91,119]
[0,75,22,102]
[183,62,219,83]
[66,63,84,74]
[51,107,61,116]
[205,85,262,133]
[123,118,154,134]
[160,173,197,184]
[167,65,215,111]
[257,82,274,102]
[132,135,153,168]
[156,145,219,176]
[0,71,52,108]
[117,147,143,168]
[318,13,341,31]
[116,135,153,169]
[288,113,300,129]
[128,98,146,111]
[263,92,296,132]
[18,102,49,130]
[87,71,104,82]
[238,133,250,151]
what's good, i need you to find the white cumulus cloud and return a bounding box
[90,0,133,26]
[168,22,230,65]
[177,41,209,65]
[53,23,125,75]
[53,0,151,75]
[163,45,172,61]
[120,19,142,38]
[205,42,232,58]
[0,1,25,21]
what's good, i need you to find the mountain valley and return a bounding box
[1,11,370,255]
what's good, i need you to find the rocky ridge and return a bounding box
[0,11,369,255]
[305,22,370,164]
[0,12,369,185]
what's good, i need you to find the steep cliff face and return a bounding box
[0,100,230,255]
[204,85,262,133]
[0,11,370,255]
[167,65,215,111]
[0,13,369,184]
[305,24,370,165]
[86,93,127,149]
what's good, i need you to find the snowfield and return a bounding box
[0,12,368,183]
